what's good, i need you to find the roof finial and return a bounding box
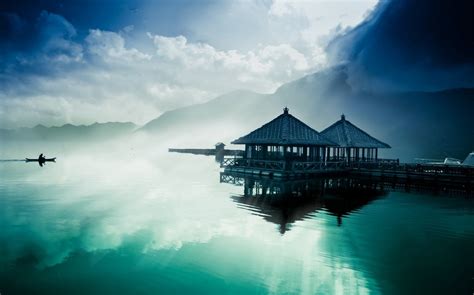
[341,113,345,121]
[283,107,289,114]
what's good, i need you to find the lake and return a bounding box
[1,149,473,295]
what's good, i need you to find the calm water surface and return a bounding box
[0,151,473,295]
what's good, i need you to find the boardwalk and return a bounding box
[221,157,474,190]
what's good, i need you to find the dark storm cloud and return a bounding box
[0,10,83,96]
[0,0,145,76]
[328,0,474,91]
[0,0,215,91]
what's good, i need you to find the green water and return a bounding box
[0,151,473,295]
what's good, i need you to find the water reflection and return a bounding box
[221,173,387,233]
[1,151,473,295]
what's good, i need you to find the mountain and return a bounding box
[139,65,474,161]
[140,0,474,161]
[0,122,137,142]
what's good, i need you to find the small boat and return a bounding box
[25,157,56,162]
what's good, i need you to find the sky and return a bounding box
[0,0,378,128]
[328,0,474,92]
[1,0,472,129]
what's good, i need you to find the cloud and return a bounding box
[0,26,321,128]
[148,33,314,91]
[0,1,378,128]
[86,29,151,62]
[0,11,83,69]
[327,0,474,92]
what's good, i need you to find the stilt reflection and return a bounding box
[221,173,387,233]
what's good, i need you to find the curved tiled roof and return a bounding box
[232,108,336,146]
[321,115,391,148]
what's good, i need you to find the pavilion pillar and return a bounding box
[376,148,378,161]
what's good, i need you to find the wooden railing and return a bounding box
[222,157,348,172]
[221,158,286,170]
[291,160,346,172]
[351,161,474,177]
[348,160,400,170]
[221,156,474,178]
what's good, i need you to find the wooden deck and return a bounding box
[220,171,473,196]
[221,157,474,187]
[350,162,474,187]
[169,148,243,157]
[221,158,349,178]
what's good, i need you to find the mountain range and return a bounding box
[139,65,474,161]
[0,122,137,142]
[2,65,473,162]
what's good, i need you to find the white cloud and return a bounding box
[148,33,316,93]
[0,1,378,128]
[86,29,151,62]
[0,28,328,128]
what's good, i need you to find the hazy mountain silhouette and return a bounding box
[0,122,137,142]
[137,0,474,161]
[139,65,474,161]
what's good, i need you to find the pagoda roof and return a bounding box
[320,115,391,148]
[232,108,336,146]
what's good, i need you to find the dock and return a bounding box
[220,158,474,191]
[169,142,243,161]
[168,148,243,157]
[170,108,474,192]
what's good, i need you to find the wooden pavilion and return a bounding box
[231,107,336,163]
[320,114,391,162]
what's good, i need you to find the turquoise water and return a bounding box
[1,151,473,295]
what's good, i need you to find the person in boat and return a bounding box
[38,153,45,162]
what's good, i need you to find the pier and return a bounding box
[169,108,474,190]
[220,108,474,190]
[169,142,243,161]
[221,158,474,188]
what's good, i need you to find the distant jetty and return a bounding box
[169,142,243,161]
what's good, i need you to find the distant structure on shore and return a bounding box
[169,142,243,161]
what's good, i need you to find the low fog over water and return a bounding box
[1,137,474,294]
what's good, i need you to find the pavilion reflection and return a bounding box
[220,172,387,234]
